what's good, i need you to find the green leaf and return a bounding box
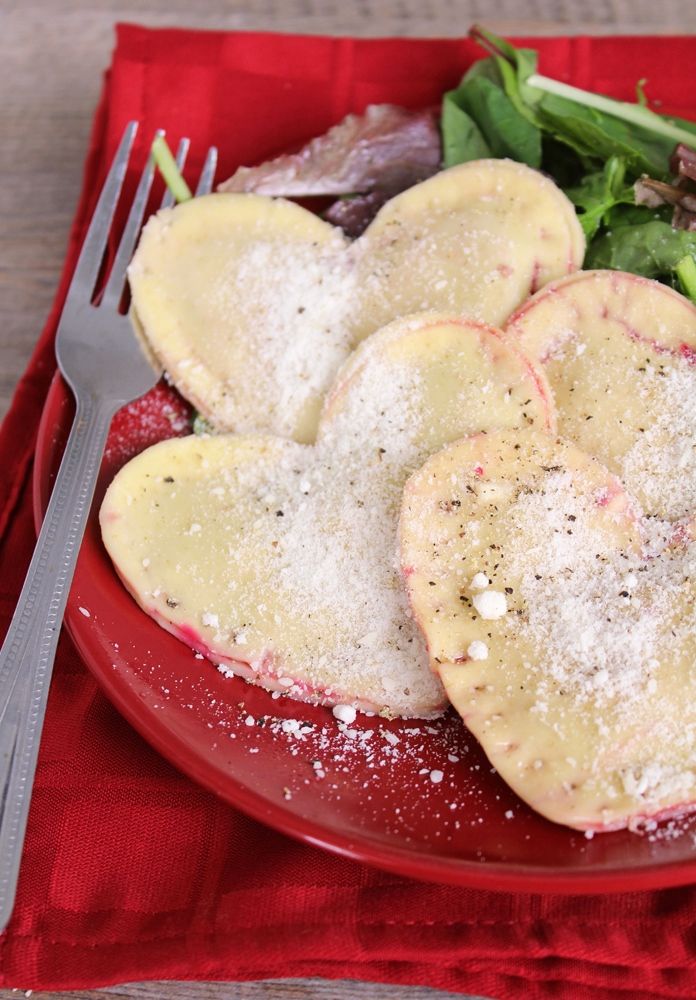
[535,92,675,178]
[470,24,540,119]
[585,221,696,279]
[676,254,696,304]
[445,72,541,167]
[564,156,634,239]
[440,92,491,166]
[602,201,672,228]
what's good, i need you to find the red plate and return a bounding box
[34,372,696,893]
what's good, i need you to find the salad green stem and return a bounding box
[527,74,696,149]
[151,135,193,203]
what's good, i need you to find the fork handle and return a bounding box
[0,390,117,932]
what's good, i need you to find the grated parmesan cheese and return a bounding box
[619,365,696,521]
[502,472,693,712]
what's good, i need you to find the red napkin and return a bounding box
[1,24,695,999]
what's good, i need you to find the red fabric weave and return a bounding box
[1,24,695,998]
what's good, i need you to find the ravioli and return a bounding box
[400,429,696,829]
[506,269,696,524]
[101,314,553,718]
[128,159,583,442]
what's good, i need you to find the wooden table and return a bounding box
[1,2,694,998]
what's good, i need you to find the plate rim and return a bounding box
[34,370,696,895]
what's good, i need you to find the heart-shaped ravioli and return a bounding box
[129,160,583,443]
[400,430,696,829]
[128,195,354,444]
[101,314,553,718]
[352,158,585,342]
[506,270,696,524]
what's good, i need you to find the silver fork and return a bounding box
[0,122,218,932]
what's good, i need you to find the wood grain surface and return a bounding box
[1,2,694,999]
[0,983,490,999]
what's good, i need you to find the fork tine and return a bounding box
[101,129,162,309]
[66,121,138,304]
[195,147,218,196]
[160,137,190,209]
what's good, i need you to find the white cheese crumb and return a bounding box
[505,810,514,819]
[142,557,150,568]
[332,704,357,725]
[470,572,489,590]
[381,729,400,746]
[244,714,255,727]
[429,769,444,784]
[78,607,90,618]
[202,612,219,628]
[472,590,508,620]
[467,640,489,661]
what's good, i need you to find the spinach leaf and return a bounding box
[565,156,634,239]
[469,25,541,125]
[444,59,541,167]
[535,93,677,178]
[603,202,672,228]
[585,221,696,279]
[440,93,491,167]
[676,254,696,304]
